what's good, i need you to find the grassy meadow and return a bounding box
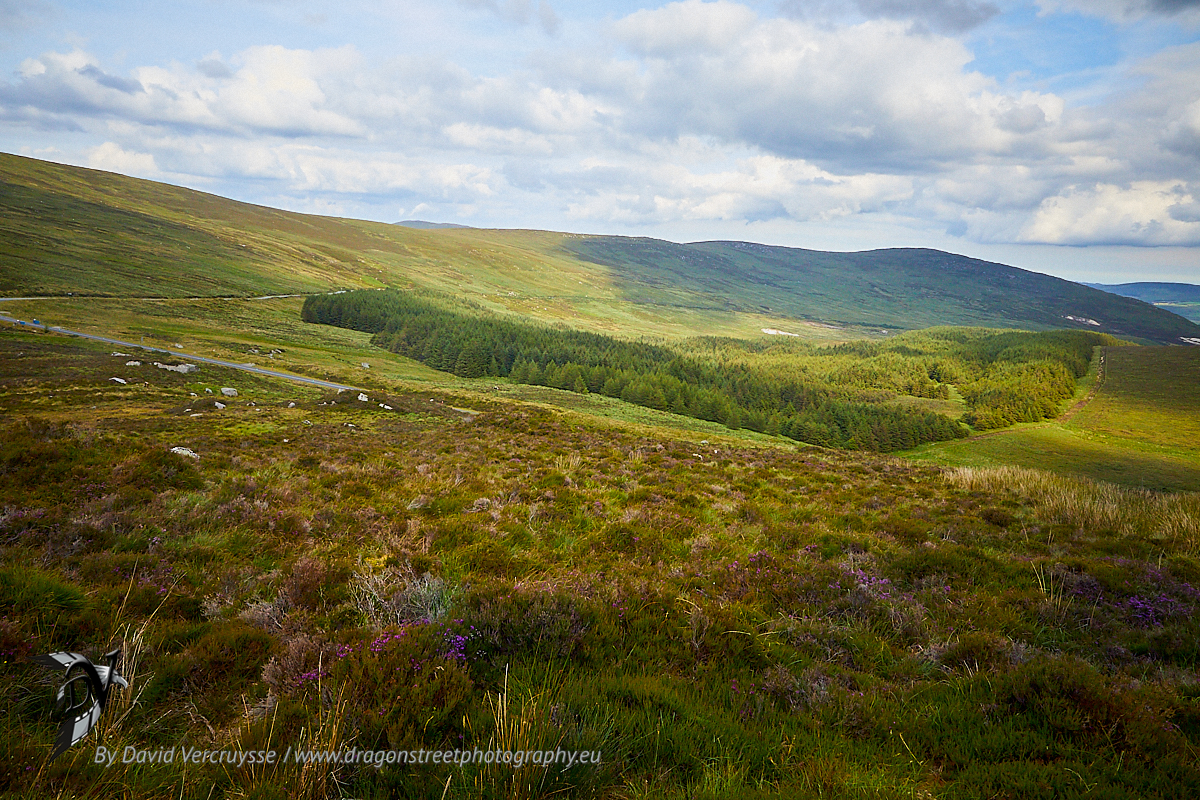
[909,346,1200,492]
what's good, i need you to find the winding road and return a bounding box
[0,308,360,393]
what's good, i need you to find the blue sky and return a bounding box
[2,0,1200,282]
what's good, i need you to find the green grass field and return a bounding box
[906,345,1200,491]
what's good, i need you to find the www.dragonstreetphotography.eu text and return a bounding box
[95,745,601,770]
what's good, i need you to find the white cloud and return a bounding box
[87,141,159,177]
[3,46,365,137]
[613,0,758,56]
[604,6,1065,172]
[1020,182,1200,245]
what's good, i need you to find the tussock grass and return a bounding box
[946,465,1200,549]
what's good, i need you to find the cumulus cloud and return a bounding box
[87,141,160,177]
[1,46,366,137]
[606,3,1062,172]
[1020,182,1200,245]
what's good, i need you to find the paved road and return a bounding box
[0,311,359,393]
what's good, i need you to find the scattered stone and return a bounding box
[170,446,200,460]
[205,388,213,394]
[304,420,313,425]
[214,401,226,410]
[220,387,238,397]
[357,393,369,402]
[361,362,370,369]
[126,360,142,366]
[110,377,127,384]
[190,392,197,397]
[189,413,203,418]
[111,352,129,357]
[287,402,296,408]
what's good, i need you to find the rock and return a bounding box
[287,402,296,408]
[361,362,370,369]
[214,401,226,410]
[220,387,238,397]
[126,360,141,366]
[357,393,369,402]
[156,362,198,374]
[170,446,200,460]
[111,352,129,357]
[110,377,127,384]
[205,388,213,394]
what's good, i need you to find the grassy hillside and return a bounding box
[567,237,1200,344]
[5,152,1200,345]
[907,345,1200,492]
[5,327,1200,799]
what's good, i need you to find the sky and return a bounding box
[2,0,1200,283]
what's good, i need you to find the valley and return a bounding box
[3,154,1200,800]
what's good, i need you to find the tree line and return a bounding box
[302,290,1117,449]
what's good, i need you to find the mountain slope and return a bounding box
[3,151,1199,344]
[566,237,1200,344]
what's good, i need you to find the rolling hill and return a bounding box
[3,151,1199,344]
[1087,282,1200,324]
[566,237,1200,343]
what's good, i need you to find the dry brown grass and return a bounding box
[945,465,1200,549]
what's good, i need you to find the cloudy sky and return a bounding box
[2,0,1200,282]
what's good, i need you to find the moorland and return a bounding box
[3,153,1200,799]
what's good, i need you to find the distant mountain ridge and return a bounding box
[1085,282,1200,303]
[1086,282,1200,324]
[2,151,1198,345]
[565,237,1200,344]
